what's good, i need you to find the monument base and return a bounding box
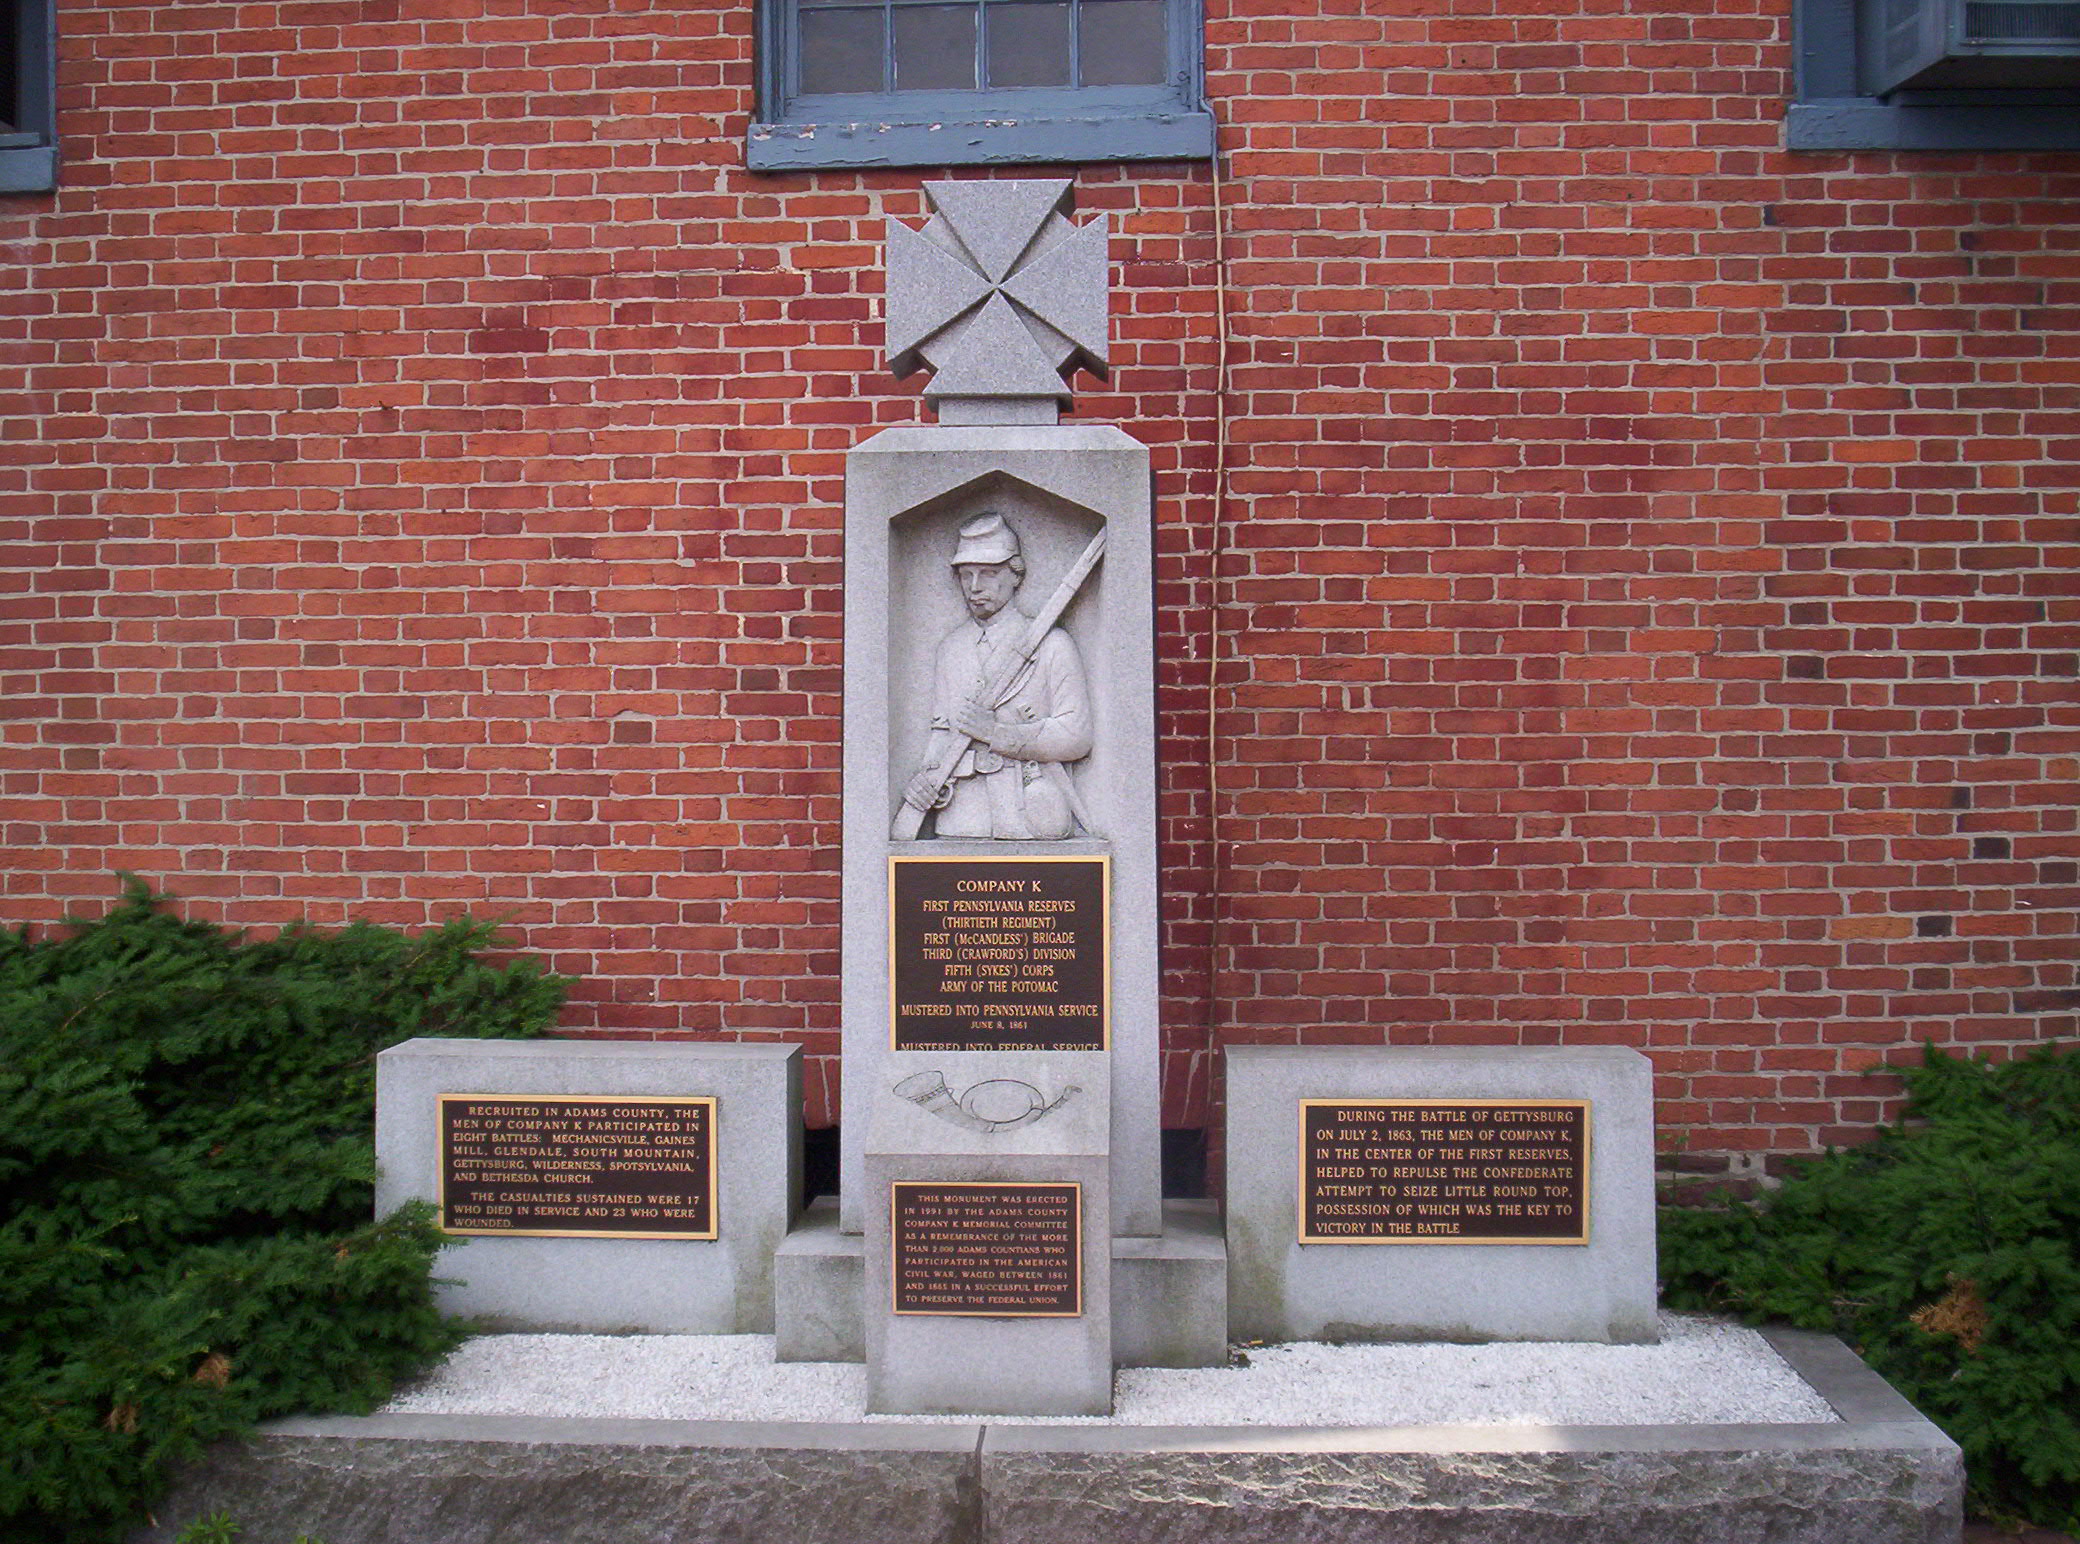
[774,1198,865,1362]
[864,1154,1113,1417]
[374,1040,802,1335]
[132,1332,1961,1544]
[1226,1045,1659,1346]
[774,1198,1228,1370]
[1111,1199,1228,1368]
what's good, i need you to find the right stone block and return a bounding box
[1225,1045,1659,1345]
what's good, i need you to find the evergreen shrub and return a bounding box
[0,881,566,1544]
[1660,1042,2080,1529]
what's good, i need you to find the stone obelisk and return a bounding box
[774,180,1224,1414]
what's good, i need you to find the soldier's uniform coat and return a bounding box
[925,607,1092,839]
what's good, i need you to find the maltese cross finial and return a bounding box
[883,179,1111,426]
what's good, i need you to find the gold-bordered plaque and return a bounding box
[890,1180,1083,1317]
[437,1094,718,1241]
[1297,1098,1591,1246]
[888,853,1109,1052]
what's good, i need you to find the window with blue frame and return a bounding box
[1788,0,2080,150]
[1,0,55,193]
[748,0,1213,170]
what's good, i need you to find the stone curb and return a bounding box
[132,1329,1961,1544]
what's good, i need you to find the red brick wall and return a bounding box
[4,0,2075,1181]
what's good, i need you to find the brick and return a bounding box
[1,0,2075,1165]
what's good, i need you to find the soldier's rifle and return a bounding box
[891,527,1108,841]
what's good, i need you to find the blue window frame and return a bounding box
[1789,0,2080,150]
[748,0,1213,171]
[0,0,55,193]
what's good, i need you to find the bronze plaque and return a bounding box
[890,855,1108,1051]
[1298,1100,1590,1245]
[891,1181,1082,1316]
[438,1094,717,1240]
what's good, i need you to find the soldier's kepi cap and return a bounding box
[950,511,1021,568]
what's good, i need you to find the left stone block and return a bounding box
[375,1038,802,1334]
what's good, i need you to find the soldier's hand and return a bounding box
[952,702,1002,746]
[911,769,965,815]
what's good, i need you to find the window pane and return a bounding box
[799,6,886,93]
[987,1,1070,88]
[892,4,979,90]
[1078,0,1164,85]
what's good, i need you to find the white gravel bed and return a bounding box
[381,1312,1837,1427]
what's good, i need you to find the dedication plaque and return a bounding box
[891,1181,1082,1316]
[890,855,1107,1051]
[438,1094,717,1240]
[1299,1100,1590,1244]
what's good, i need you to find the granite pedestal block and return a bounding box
[1226,1045,1657,1344]
[773,1197,864,1363]
[776,1196,1227,1370]
[375,1038,801,1334]
[1111,1198,1228,1368]
[864,1051,1113,1415]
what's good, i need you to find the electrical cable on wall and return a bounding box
[1203,101,1233,1102]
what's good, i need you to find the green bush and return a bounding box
[0,881,567,1544]
[1660,1042,2080,1530]
[173,1511,325,1544]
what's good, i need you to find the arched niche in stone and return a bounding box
[885,472,1111,843]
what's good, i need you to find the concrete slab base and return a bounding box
[133,1331,1959,1544]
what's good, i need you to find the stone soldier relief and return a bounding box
[895,510,1102,842]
